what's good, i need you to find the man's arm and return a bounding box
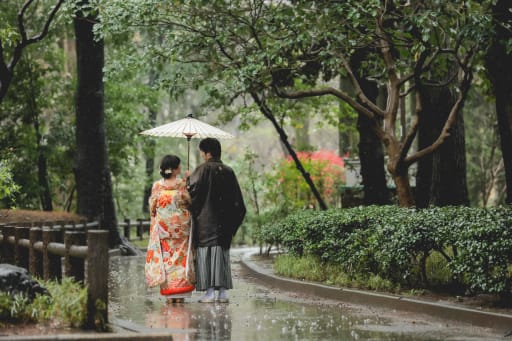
[187,165,207,214]
[229,172,246,235]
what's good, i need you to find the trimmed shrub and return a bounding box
[261,205,512,295]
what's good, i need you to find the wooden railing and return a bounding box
[0,218,153,330]
[0,221,108,330]
[119,218,150,241]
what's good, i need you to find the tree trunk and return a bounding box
[142,108,157,215]
[415,88,434,208]
[431,108,469,206]
[142,66,160,214]
[430,110,469,206]
[142,144,155,215]
[27,59,53,211]
[37,150,53,211]
[74,4,120,246]
[419,85,469,207]
[486,0,512,204]
[357,113,390,205]
[350,52,389,205]
[391,172,415,207]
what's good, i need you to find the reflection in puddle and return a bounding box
[109,254,502,341]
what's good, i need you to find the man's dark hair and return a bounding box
[199,138,221,158]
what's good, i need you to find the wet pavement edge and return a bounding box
[0,333,175,341]
[239,251,512,334]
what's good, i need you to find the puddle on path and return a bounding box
[109,252,503,341]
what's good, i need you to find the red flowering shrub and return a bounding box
[271,150,345,209]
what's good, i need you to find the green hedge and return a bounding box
[261,205,512,295]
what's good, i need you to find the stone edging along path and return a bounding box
[239,251,512,335]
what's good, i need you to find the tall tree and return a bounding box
[26,56,53,211]
[74,2,119,246]
[429,94,469,206]
[270,1,476,207]
[350,51,390,205]
[416,84,469,207]
[142,70,159,215]
[485,0,512,204]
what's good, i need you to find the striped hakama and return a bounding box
[195,246,233,291]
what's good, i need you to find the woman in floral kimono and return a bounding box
[145,155,195,303]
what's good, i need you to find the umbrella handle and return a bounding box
[187,136,191,171]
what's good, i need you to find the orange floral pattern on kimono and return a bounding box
[145,178,195,294]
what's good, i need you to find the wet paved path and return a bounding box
[109,248,504,340]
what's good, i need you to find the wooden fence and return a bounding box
[0,219,150,330]
[119,218,150,241]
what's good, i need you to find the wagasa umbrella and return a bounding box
[140,114,234,170]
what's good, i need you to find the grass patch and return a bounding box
[274,254,399,293]
[274,254,327,282]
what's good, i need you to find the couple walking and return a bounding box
[145,138,246,304]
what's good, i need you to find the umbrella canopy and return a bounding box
[140,114,234,170]
[140,114,234,139]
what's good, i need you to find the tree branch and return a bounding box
[405,67,473,166]
[9,0,65,71]
[375,13,400,132]
[17,0,35,42]
[398,48,438,87]
[398,114,419,163]
[273,85,377,121]
[340,55,387,117]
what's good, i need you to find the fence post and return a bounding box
[86,230,109,330]
[64,231,86,283]
[2,225,15,263]
[42,227,62,280]
[123,218,130,240]
[14,226,30,269]
[29,227,43,277]
[136,219,144,240]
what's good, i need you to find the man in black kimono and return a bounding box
[187,137,246,303]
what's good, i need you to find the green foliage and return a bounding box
[0,9,75,210]
[94,0,500,209]
[0,160,20,208]
[0,293,32,322]
[263,205,512,295]
[449,206,512,293]
[38,277,88,327]
[0,0,507,235]
[0,277,87,327]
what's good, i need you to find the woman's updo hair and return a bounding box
[159,154,181,179]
